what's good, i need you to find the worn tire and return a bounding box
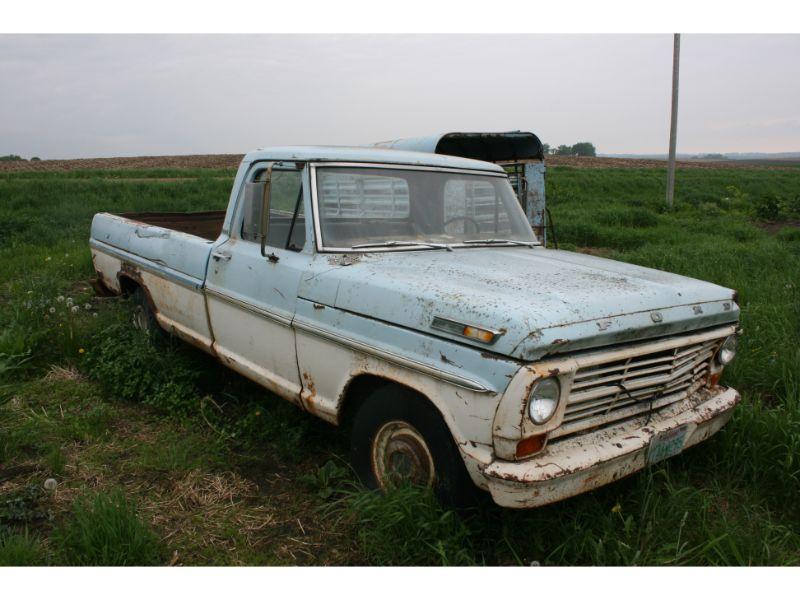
[350,384,476,506]
[131,286,161,336]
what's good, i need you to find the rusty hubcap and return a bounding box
[371,420,435,488]
[132,305,150,333]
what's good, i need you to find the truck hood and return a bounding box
[300,248,739,361]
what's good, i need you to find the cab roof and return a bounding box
[242,145,505,173]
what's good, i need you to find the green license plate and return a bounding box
[647,424,691,465]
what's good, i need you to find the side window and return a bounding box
[443,179,513,236]
[240,166,305,251]
[286,188,305,251]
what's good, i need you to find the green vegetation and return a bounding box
[0,167,235,180]
[51,489,163,565]
[0,165,798,565]
[0,529,47,566]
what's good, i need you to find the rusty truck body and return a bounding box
[89,145,740,508]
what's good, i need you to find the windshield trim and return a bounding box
[308,162,529,253]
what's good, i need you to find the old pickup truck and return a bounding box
[90,146,741,508]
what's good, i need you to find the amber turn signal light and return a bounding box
[463,325,496,344]
[516,434,548,459]
[430,316,504,345]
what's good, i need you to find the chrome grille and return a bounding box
[553,336,722,438]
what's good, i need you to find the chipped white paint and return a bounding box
[90,146,741,507]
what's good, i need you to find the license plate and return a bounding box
[647,424,691,465]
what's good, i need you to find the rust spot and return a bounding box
[509,329,543,355]
[90,272,114,297]
[302,372,316,398]
[326,254,361,267]
[313,303,325,310]
[439,352,458,367]
[301,371,333,420]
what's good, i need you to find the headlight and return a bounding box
[715,335,737,366]
[527,377,561,424]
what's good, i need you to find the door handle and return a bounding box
[211,250,232,262]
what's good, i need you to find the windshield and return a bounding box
[313,166,538,251]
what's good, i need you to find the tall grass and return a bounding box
[1,165,799,564]
[51,489,163,566]
[324,167,800,565]
[0,530,47,566]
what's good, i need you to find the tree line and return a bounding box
[1,154,40,161]
[541,142,597,157]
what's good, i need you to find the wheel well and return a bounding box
[118,274,141,298]
[338,374,442,430]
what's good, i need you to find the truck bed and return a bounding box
[120,210,226,241]
[90,210,219,287]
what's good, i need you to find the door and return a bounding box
[205,162,311,403]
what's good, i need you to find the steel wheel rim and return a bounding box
[132,305,150,333]
[371,420,435,488]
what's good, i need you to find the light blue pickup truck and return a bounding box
[90,144,740,508]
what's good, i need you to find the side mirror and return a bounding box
[259,164,273,257]
[243,181,266,243]
[242,163,274,256]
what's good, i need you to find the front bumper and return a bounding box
[481,386,740,509]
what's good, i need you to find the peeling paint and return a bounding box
[88,147,742,509]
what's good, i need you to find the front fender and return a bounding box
[492,358,577,460]
[292,298,522,452]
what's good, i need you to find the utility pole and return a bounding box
[666,33,681,209]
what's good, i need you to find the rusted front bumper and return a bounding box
[481,386,740,509]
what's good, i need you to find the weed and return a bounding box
[329,483,476,565]
[44,445,66,476]
[300,459,351,500]
[1,164,800,565]
[0,485,51,526]
[0,529,46,566]
[132,428,214,474]
[776,227,800,243]
[52,489,163,566]
[84,321,205,417]
[224,394,322,460]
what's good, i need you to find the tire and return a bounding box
[350,384,476,506]
[130,286,161,336]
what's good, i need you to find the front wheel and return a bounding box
[350,385,475,505]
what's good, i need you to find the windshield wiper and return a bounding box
[463,239,541,247]
[351,240,453,251]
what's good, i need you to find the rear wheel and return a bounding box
[131,286,160,336]
[350,384,475,505]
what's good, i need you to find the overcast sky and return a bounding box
[1,34,798,159]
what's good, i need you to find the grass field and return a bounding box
[1,164,799,565]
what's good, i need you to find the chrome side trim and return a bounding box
[292,316,493,393]
[90,239,203,290]
[204,286,293,327]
